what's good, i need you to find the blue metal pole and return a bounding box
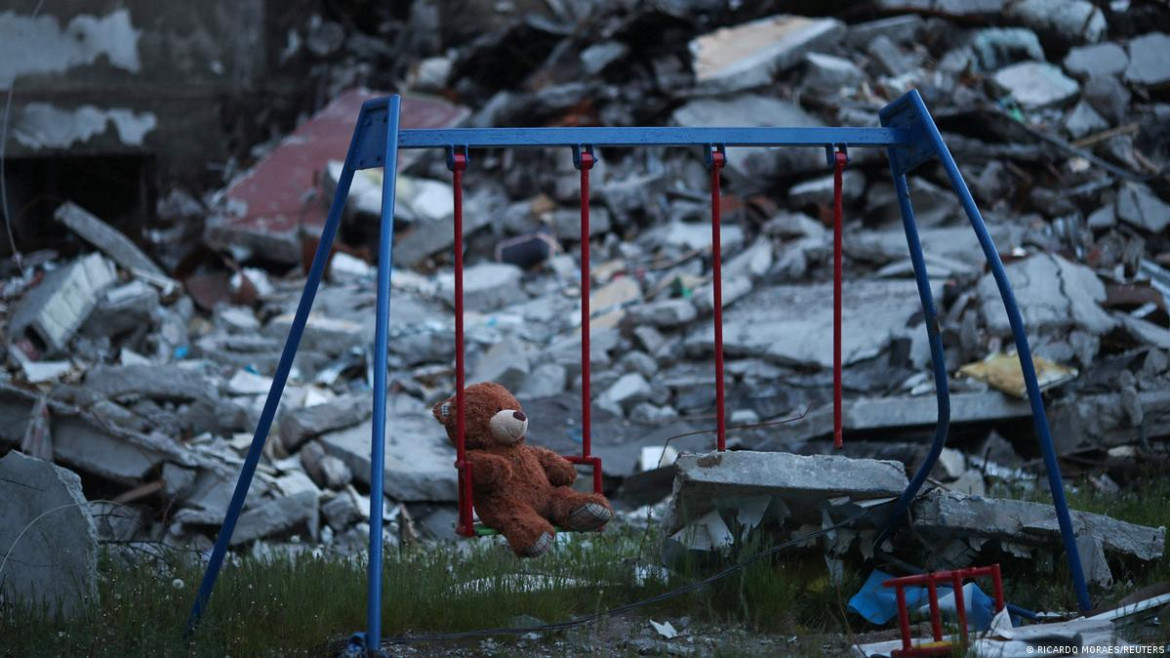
[918,101,1093,613]
[365,94,402,652]
[874,170,952,548]
[185,111,368,637]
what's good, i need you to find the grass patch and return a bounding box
[3,477,1164,655]
[0,524,849,657]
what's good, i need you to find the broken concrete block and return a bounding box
[437,262,525,312]
[693,276,753,313]
[470,336,531,392]
[232,490,319,545]
[83,364,216,403]
[1062,43,1128,79]
[689,278,929,369]
[321,492,361,532]
[0,384,182,485]
[1116,182,1170,233]
[972,28,1044,72]
[1063,101,1110,140]
[1125,32,1170,87]
[598,373,653,415]
[82,280,160,339]
[788,170,865,208]
[0,452,98,618]
[626,299,698,328]
[912,489,1165,563]
[319,397,456,502]
[300,440,354,490]
[802,52,864,89]
[519,362,567,399]
[667,451,909,534]
[8,254,117,354]
[977,253,1115,336]
[690,15,844,92]
[1007,0,1107,46]
[53,202,166,279]
[992,62,1080,109]
[1047,389,1170,454]
[280,392,373,451]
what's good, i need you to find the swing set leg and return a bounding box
[185,103,370,639]
[877,90,1091,613]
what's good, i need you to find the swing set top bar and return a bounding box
[394,126,909,149]
[351,97,910,170]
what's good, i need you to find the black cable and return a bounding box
[379,507,870,646]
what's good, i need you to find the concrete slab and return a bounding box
[0,452,97,618]
[319,396,457,502]
[667,450,908,534]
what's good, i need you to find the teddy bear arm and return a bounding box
[530,446,577,486]
[466,452,513,489]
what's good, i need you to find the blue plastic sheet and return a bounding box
[848,570,996,631]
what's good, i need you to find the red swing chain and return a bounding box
[709,148,727,452]
[450,151,474,537]
[566,148,603,495]
[833,149,848,450]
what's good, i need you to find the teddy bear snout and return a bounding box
[489,409,528,444]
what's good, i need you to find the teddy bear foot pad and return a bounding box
[521,531,555,557]
[567,503,613,531]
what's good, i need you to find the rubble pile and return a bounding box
[1,1,1167,582]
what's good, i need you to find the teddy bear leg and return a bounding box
[477,497,556,558]
[547,488,613,532]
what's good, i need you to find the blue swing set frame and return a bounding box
[185,89,1093,653]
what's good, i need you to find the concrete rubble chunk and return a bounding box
[626,299,698,328]
[912,489,1165,563]
[1062,43,1128,80]
[802,52,864,89]
[788,170,865,207]
[319,398,457,502]
[972,28,1044,71]
[1083,75,1131,125]
[0,384,189,485]
[470,336,531,391]
[1116,182,1170,233]
[690,279,929,369]
[519,362,567,399]
[1064,101,1109,140]
[231,490,319,545]
[667,451,909,534]
[671,95,822,181]
[53,202,167,279]
[977,253,1115,336]
[280,392,373,451]
[1048,389,1170,454]
[690,15,844,92]
[992,62,1080,109]
[1125,33,1170,87]
[301,440,354,490]
[867,35,914,77]
[438,262,525,311]
[0,452,98,618]
[83,364,216,403]
[845,15,923,48]
[598,372,653,415]
[1007,0,1107,45]
[8,254,118,355]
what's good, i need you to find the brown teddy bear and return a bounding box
[432,382,613,557]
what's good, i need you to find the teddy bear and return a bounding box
[432,382,614,557]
